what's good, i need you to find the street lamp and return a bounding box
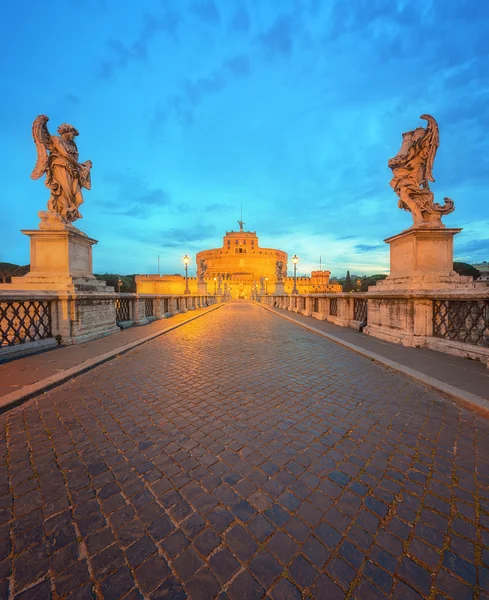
[117,278,122,293]
[265,277,268,294]
[183,254,190,294]
[292,255,299,294]
[213,277,217,295]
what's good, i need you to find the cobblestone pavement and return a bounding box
[1,301,489,600]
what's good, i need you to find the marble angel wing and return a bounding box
[30,115,52,180]
[420,114,439,186]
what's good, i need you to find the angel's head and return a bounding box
[413,127,426,142]
[57,123,79,139]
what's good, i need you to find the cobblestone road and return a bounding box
[1,301,489,600]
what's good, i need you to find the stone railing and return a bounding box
[0,292,222,358]
[261,291,489,366]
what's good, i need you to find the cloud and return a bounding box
[150,53,251,131]
[192,0,220,24]
[97,11,180,80]
[65,94,81,105]
[455,238,489,257]
[224,55,250,76]
[126,223,219,249]
[257,14,295,58]
[99,172,171,219]
[354,244,385,252]
[229,4,250,33]
[205,203,233,213]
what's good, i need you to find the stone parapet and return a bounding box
[259,290,489,366]
[1,291,222,359]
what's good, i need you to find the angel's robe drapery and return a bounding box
[45,136,91,222]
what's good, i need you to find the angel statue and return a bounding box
[198,259,208,282]
[388,114,454,228]
[275,260,284,282]
[31,115,92,225]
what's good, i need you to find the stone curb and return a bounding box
[0,304,224,414]
[257,303,489,418]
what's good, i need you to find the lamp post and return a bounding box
[292,255,299,294]
[183,254,190,294]
[213,277,217,295]
[117,278,122,293]
[265,277,268,294]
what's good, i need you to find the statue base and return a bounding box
[274,281,286,295]
[198,282,208,295]
[365,227,477,349]
[0,227,112,293]
[370,227,473,292]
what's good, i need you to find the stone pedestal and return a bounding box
[365,227,476,347]
[274,281,286,295]
[372,227,471,292]
[0,224,119,346]
[1,227,111,292]
[198,281,208,295]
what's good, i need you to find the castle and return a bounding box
[136,222,342,298]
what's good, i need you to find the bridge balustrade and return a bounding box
[0,292,222,356]
[256,290,489,366]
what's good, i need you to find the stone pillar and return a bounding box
[274,281,286,295]
[304,297,313,317]
[154,297,164,319]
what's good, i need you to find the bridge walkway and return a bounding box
[0,301,488,599]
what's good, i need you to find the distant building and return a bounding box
[136,223,342,298]
[474,261,489,282]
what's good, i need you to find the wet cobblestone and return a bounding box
[0,301,488,599]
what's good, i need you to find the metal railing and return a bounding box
[330,298,338,316]
[115,298,130,322]
[144,298,154,318]
[1,300,52,346]
[354,298,368,323]
[433,300,489,346]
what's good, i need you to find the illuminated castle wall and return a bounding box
[136,223,342,297]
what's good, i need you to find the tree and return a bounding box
[360,274,387,292]
[453,262,480,279]
[94,274,136,292]
[343,270,353,292]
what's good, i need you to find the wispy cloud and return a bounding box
[229,4,250,33]
[354,243,385,252]
[98,172,171,219]
[257,14,296,58]
[150,53,250,131]
[192,0,220,24]
[96,11,181,80]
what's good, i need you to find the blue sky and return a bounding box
[1,0,488,277]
